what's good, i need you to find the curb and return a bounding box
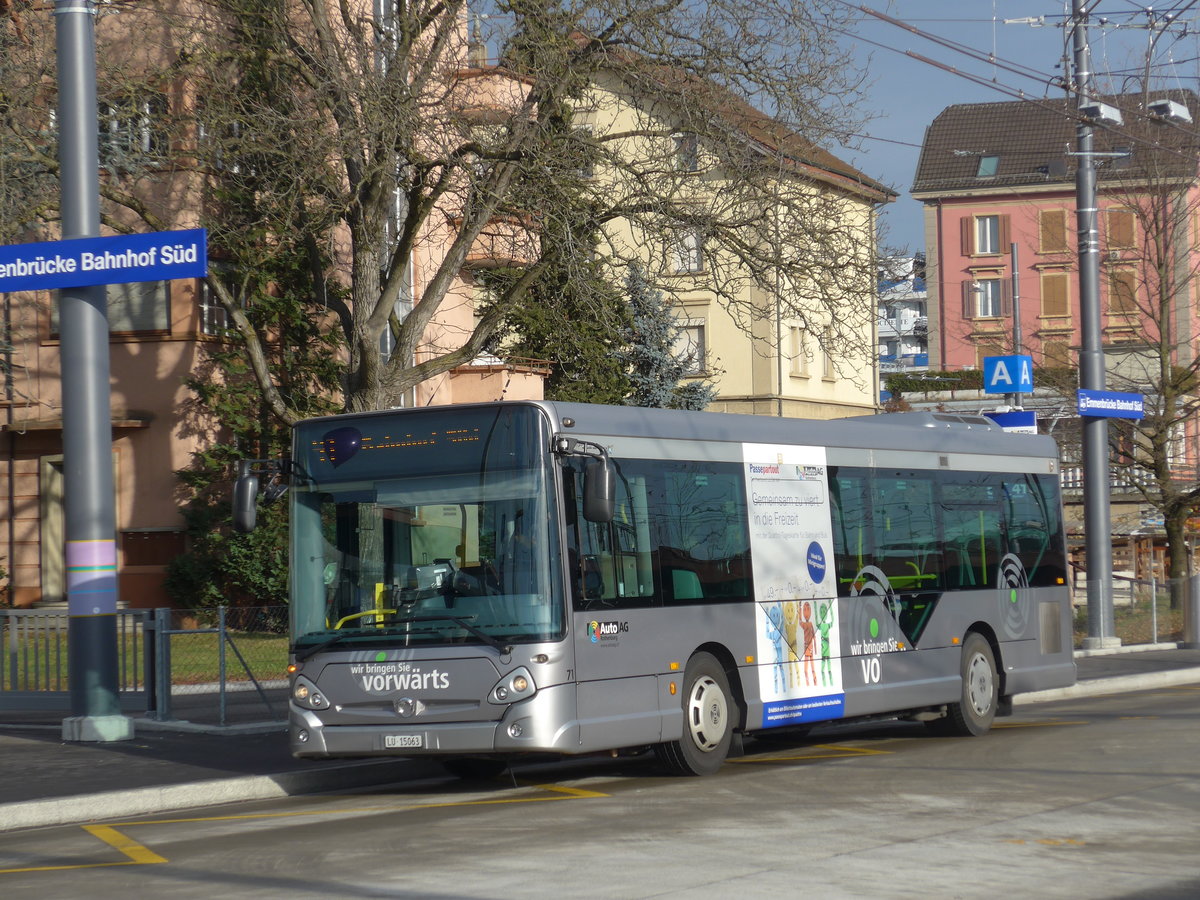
[0,758,412,833]
[1015,666,1200,705]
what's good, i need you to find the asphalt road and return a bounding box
[3,682,1198,899]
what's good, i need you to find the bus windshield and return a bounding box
[289,405,563,652]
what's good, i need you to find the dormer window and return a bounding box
[976,155,999,177]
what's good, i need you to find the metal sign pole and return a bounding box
[55,0,132,741]
[1072,0,1119,648]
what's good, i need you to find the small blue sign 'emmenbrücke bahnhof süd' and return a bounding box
[0,228,207,293]
[1077,389,1145,419]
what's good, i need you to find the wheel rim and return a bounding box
[686,674,728,752]
[965,651,994,717]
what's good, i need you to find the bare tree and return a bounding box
[2,0,881,419]
[1092,101,1200,605]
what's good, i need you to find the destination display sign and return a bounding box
[0,228,207,293]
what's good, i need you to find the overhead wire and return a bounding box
[836,3,1200,163]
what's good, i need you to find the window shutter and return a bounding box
[962,279,974,318]
[998,214,1011,250]
[1000,279,1013,317]
[1041,272,1069,316]
[961,217,973,256]
[1040,210,1069,253]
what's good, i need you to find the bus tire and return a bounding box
[656,652,734,776]
[929,632,997,737]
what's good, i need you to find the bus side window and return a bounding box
[830,469,871,596]
[872,473,943,593]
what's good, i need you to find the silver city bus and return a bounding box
[235,401,1075,776]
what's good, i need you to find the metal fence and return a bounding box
[0,605,288,724]
[0,608,149,710]
[1072,573,1200,647]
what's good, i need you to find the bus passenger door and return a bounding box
[565,461,663,751]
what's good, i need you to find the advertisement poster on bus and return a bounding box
[743,443,844,726]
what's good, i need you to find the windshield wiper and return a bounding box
[395,613,513,654]
[292,614,511,662]
[293,630,359,662]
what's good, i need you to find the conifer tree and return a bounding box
[619,265,717,410]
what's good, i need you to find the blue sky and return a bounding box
[839,2,1200,256]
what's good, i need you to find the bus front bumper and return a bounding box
[290,682,582,759]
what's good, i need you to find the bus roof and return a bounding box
[540,402,1058,459]
[301,401,1059,461]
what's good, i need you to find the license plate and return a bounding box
[385,734,423,749]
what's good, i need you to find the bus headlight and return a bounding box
[292,675,329,710]
[489,667,536,704]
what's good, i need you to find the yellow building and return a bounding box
[573,66,895,419]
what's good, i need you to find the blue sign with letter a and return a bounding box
[982,355,1034,394]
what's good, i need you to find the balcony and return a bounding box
[460,216,539,269]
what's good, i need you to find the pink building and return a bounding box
[912,93,1200,373]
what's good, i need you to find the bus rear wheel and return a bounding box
[928,632,997,737]
[656,652,735,776]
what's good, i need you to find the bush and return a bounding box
[165,499,289,610]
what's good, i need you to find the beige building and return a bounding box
[572,67,894,419]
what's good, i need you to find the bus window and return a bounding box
[569,461,656,610]
[872,472,943,593]
[1001,473,1067,586]
[830,470,872,596]
[941,474,1002,589]
[568,458,751,609]
[656,463,751,604]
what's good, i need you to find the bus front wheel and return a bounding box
[656,652,735,776]
[929,632,997,737]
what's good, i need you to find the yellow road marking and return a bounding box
[83,825,169,865]
[0,825,167,875]
[0,782,608,876]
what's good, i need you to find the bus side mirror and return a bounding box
[232,471,259,533]
[583,459,614,523]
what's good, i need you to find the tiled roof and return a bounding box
[912,91,1200,195]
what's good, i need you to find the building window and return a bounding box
[573,124,596,180]
[976,155,999,177]
[976,215,1000,254]
[198,280,227,335]
[963,277,1007,318]
[1107,208,1136,250]
[100,91,168,172]
[961,214,1009,256]
[822,325,835,379]
[789,325,808,376]
[673,320,706,375]
[671,229,704,274]
[51,281,170,335]
[1043,339,1071,367]
[975,342,1004,368]
[1039,209,1070,253]
[673,132,699,172]
[1040,270,1070,317]
[1108,268,1138,314]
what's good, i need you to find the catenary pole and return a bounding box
[1072,0,1119,648]
[55,0,133,740]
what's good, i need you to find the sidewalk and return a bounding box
[2,644,1199,832]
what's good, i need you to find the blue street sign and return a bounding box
[982,355,1034,394]
[1077,389,1144,419]
[0,229,207,293]
[984,409,1038,433]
